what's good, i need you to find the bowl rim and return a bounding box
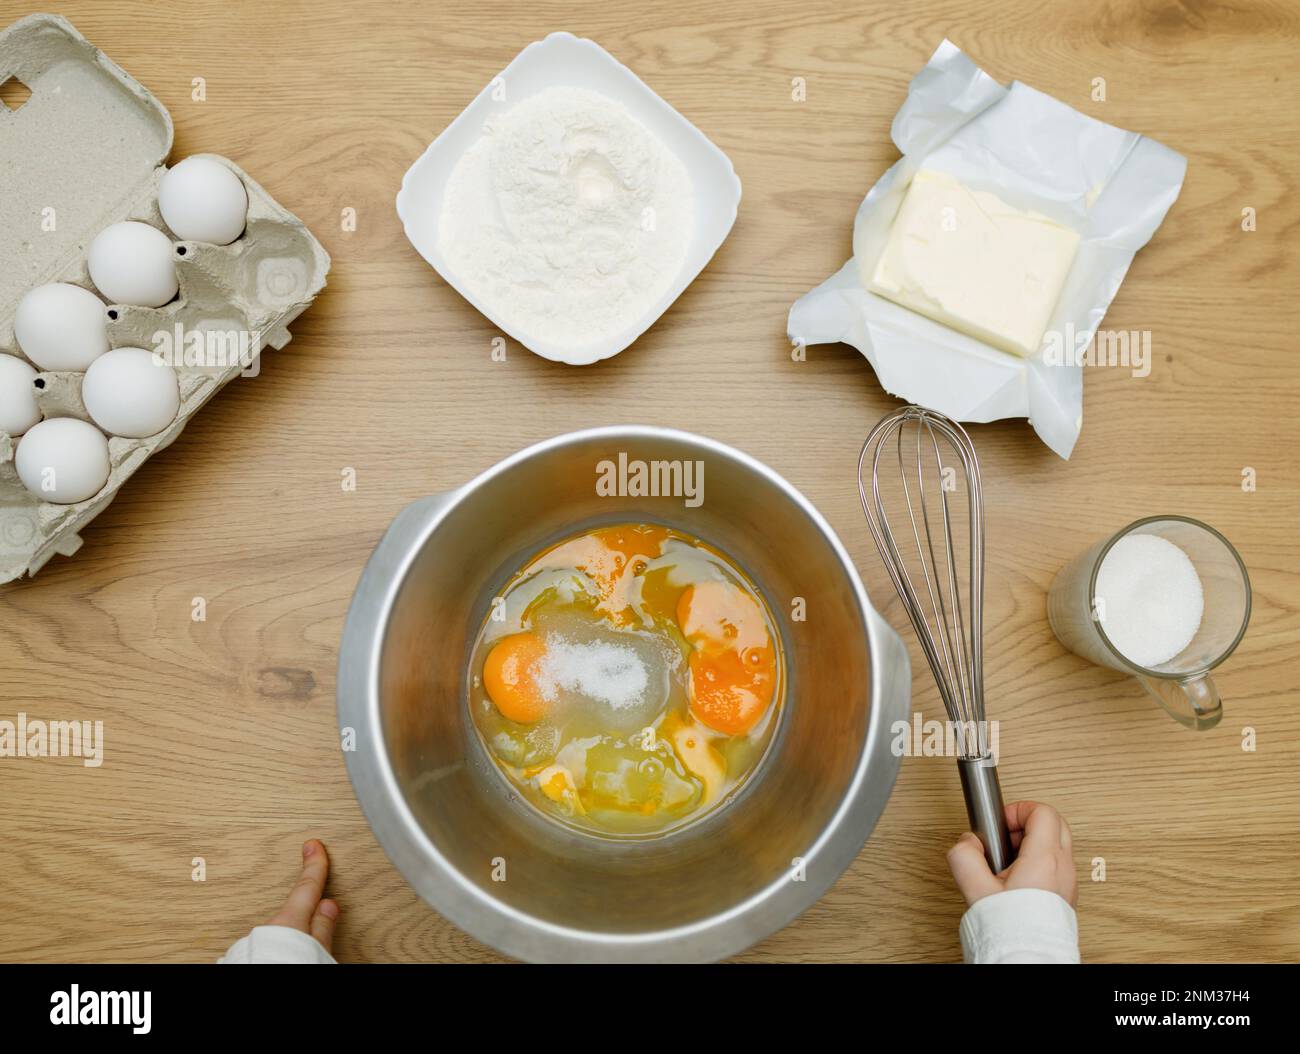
[337,425,909,962]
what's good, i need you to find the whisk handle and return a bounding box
[957,757,1015,874]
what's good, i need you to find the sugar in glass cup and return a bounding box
[1047,516,1250,730]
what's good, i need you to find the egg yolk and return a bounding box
[539,524,669,624]
[534,763,585,816]
[687,648,775,736]
[677,580,769,655]
[483,632,550,724]
[662,711,726,803]
[677,582,776,736]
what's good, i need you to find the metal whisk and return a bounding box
[858,405,1014,872]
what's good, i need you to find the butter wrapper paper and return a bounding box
[787,40,1186,458]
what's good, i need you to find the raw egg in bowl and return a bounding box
[338,427,910,961]
[468,523,784,838]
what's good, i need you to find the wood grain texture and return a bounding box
[1,0,1298,963]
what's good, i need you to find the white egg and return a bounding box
[13,282,110,371]
[159,156,249,245]
[0,355,42,436]
[87,221,179,307]
[16,417,111,504]
[81,347,180,439]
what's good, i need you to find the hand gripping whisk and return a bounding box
[858,406,1014,872]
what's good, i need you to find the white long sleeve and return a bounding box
[218,925,336,964]
[959,888,1080,963]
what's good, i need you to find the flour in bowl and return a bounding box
[437,86,694,351]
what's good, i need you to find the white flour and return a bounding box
[438,86,694,350]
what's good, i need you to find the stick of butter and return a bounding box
[867,169,1080,358]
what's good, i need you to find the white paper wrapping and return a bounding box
[788,41,1186,458]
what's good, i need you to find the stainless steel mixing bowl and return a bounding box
[337,426,910,962]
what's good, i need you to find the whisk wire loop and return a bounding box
[858,406,988,747]
[858,404,1012,871]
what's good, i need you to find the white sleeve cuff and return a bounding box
[218,925,336,964]
[959,888,1080,964]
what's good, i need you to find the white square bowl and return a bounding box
[396,31,742,366]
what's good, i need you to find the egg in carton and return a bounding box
[0,13,330,583]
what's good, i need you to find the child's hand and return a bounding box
[264,839,340,952]
[946,801,1077,908]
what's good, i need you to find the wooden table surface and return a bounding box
[2,0,1298,964]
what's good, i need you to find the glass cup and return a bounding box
[1047,516,1250,730]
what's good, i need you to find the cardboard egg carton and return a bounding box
[0,13,330,583]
